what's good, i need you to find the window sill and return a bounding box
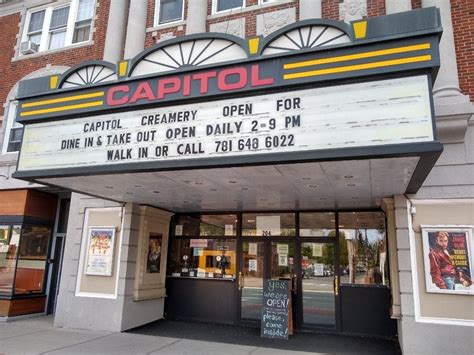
[208,0,295,20]
[146,20,186,33]
[12,41,94,62]
[167,275,235,281]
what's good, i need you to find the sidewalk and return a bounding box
[0,316,401,354]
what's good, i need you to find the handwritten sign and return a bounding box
[261,279,291,339]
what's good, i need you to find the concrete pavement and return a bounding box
[0,315,400,354]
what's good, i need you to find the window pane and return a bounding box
[0,226,20,295]
[242,213,295,237]
[28,33,42,45]
[159,0,183,24]
[10,127,23,142]
[168,239,236,279]
[28,10,45,33]
[76,0,94,21]
[15,226,51,295]
[73,21,91,43]
[50,6,70,29]
[49,30,66,49]
[174,214,237,237]
[300,213,336,237]
[339,212,389,286]
[7,127,23,152]
[217,0,244,12]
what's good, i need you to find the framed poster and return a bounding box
[85,227,116,276]
[147,233,162,274]
[421,226,474,295]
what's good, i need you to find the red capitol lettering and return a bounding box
[106,64,274,106]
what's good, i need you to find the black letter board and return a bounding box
[261,279,291,339]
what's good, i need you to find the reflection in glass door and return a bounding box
[271,242,295,279]
[300,242,336,327]
[240,241,265,320]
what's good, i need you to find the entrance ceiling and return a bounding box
[39,156,418,212]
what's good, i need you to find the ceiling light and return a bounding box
[344,175,353,179]
[153,191,160,194]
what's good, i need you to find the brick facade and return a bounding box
[0,0,110,119]
[451,0,474,101]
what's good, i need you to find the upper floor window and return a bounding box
[260,0,278,3]
[2,102,23,154]
[213,0,245,14]
[20,0,95,56]
[155,0,184,26]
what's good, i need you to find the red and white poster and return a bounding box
[422,227,473,295]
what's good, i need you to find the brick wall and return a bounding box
[451,0,474,102]
[367,0,386,17]
[322,0,339,20]
[412,0,422,10]
[0,0,110,118]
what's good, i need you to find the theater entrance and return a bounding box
[166,211,396,337]
[238,212,339,329]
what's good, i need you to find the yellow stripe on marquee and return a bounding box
[283,43,431,70]
[20,101,104,117]
[283,55,432,80]
[21,91,104,108]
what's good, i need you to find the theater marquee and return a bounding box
[13,10,444,195]
[18,76,433,172]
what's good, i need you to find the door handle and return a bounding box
[238,272,243,290]
[292,274,297,293]
[334,275,339,296]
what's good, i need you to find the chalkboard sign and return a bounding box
[261,279,291,339]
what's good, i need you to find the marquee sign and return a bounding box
[13,9,444,194]
[17,76,434,172]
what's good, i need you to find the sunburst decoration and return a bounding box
[130,38,248,77]
[61,65,117,88]
[261,25,351,56]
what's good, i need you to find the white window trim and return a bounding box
[154,0,185,28]
[259,0,278,4]
[1,101,19,156]
[212,0,246,15]
[20,0,95,57]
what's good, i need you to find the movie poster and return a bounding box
[85,228,115,276]
[422,227,474,295]
[146,233,162,274]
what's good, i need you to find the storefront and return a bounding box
[11,8,445,338]
[0,189,58,317]
[165,211,395,336]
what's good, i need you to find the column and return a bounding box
[186,0,207,34]
[422,0,464,99]
[103,0,127,62]
[299,0,322,20]
[385,0,411,14]
[124,0,148,59]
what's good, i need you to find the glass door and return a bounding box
[239,241,265,320]
[300,242,337,328]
